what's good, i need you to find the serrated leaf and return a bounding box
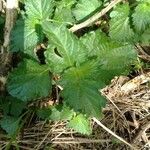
[7,59,52,101]
[81,30,137,82]
[80,30,109,56]
[11,18,44,56]
[60,105,74,120]
[42,22,86,73]
[60,61,106,118]
[53,0,75,25]
[68,114,92,135]
[25,0,54,20]
[37,105,74,121]
[140,27,150,45]
[132,2,150,32]
[37,107,52,120]
[11,0,54,55]
[72,0,102,21]
[109,4,134,42]
[0,116,20,136]
[48,106,62,121]
[136,0,150,3]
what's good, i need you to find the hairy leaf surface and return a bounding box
[141,27,150,44]
[0,116,20,136]
[81,31,137,82]
[53,0,75,25]
[25,0,54,20]
[37,105,74,121]
[7,59,52,101]
[11,19,44,56]
[42,22,86,73]
[60,61,106,118]
[132,1,150,32]
[109,4,134,42]
[68,114,92,135]
[72,0,102,21]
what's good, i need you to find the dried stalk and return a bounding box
[0,0,18,94]
[0,0,2,12]
[3,0,18,52]
[132,115,150,144]
[69,0,123,32]
[92,117,137,150]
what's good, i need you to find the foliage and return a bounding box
[109,3,134,42]
[7,59,52,101]
[132,1,150,32]
[72,0,102,21]
[1,0,150,137]
[68,114,92,135]
[0,116,20,136]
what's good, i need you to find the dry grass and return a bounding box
[0,72,150,150]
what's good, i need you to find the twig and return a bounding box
[101,90,122,114]
[121,72,150,94]
[135,44,150,61]
[132,114,150,144]
[0,0,2,12]
[34,129,52,150]
[52,138,111,144]
[69,0,123,32]
[92,117,137,150]
[0,0,18,95]
[3,0,18,53]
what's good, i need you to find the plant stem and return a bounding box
[3,0,18,53]
[69,0,123,33]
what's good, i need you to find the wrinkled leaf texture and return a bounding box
[68,114,92,135]
[81,30,137,82]
[11,0,54,56]
[7,59,52,101]
[109,3,134,42]
[0,116,20,136]
[72,0,102,21]
[132,1,150,32]
[43,22,87,73]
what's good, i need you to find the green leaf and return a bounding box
[60,61,106,118]
[19,0,26,3]
[47,106,62,121]
[81,30,137,82]
[60,105,74,120]
[0,116,20,136]
[136,0,150,3]
[132,2,150,32]
[72,0,102,21]
[37,107,52,120]
[109,3,134,42]
[80,30,109,56]
[7,59,52,101]
[0,16,4,24]
[53,0,75,25]
[1,97,26,117]
[37,105,74,121]
[10,99,26,117]
[11,18,44,56]
[42,22,87,73]
[25,0,54,20]
[68,114,92,135]
[11,0,54,55]
[140,27,150,45]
